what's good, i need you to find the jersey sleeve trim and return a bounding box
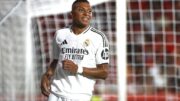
[90,28,108,47]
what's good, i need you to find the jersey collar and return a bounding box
[70,25,91,35]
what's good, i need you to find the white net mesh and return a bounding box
[127,0,180,100]
[0,0,117,101]
[0,0,32,101]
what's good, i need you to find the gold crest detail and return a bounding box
[83,39,90,47]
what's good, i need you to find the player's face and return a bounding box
[71,2,92,28]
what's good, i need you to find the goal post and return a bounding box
[116,0,127,101]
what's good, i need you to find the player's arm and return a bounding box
[82,63,108,80]
[63,60,108,80]
[63,39,109,80]
[41,59,58,97]
[63,33,109,79]
[41,34,59,97]
[82,34,109,80]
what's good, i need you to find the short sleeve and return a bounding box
[52,35,60,59]
[95,35,109,64]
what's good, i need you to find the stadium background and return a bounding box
[0,0,180,101]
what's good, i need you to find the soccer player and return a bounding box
[40,0,109,101]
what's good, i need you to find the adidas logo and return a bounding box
[61,40,68,45]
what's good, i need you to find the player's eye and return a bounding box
[77,8,92,14]
[78,8,85,13]
[88,10,92,14]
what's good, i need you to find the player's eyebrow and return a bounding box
[76,6,92,12]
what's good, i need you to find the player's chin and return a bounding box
[81,22,90,27]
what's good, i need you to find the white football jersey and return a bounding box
[51,26,109,100]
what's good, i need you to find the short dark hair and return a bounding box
[72,0,90,10]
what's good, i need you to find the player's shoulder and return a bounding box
[55,26,70,38]
[90,27,105,35]
[90,27,107,39]
[89,27,109,47]
[54,26,70,43]
[56,26,70,33]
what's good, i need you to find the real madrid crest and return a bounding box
[83,39,90,47]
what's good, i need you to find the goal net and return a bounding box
[127,0,180,101]
[0,0,117,101]
[0,1,30,101]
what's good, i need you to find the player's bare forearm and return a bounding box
[62,60,108,79]
[45,59,58,78]
[41,59,58,97]
[82,63,108,80]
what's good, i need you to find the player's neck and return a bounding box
[71,24,89,35]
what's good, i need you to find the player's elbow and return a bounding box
[103,71,108,80]
[101,68,108,80]
[97,63,109,80]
